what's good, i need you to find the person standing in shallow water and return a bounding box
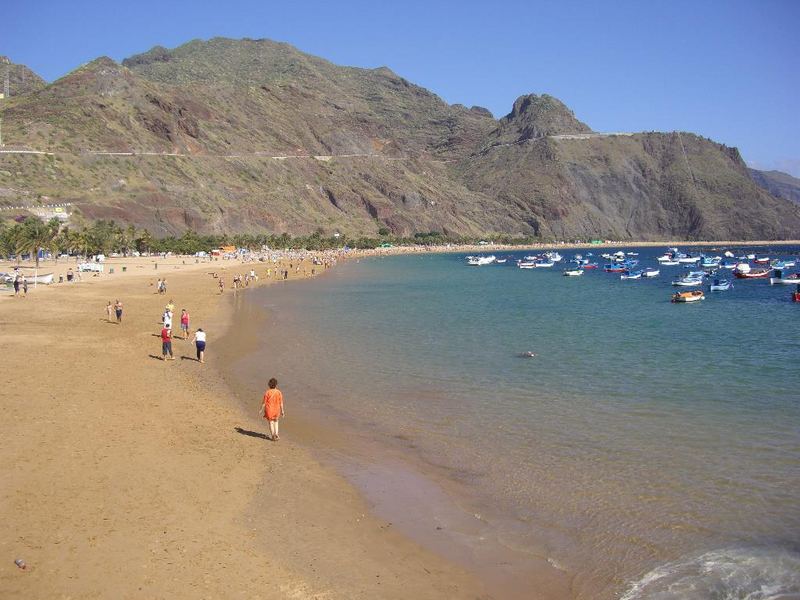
[261,378,284,441]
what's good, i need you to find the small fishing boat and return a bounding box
[771,259,795,269]
[467,255,496,266]
[754,256,770,265]
[582,263,599,269]
[620,270,642,280]
[672,290,705,303]
[533,260,555,268]
[709,279,732,291]
[782,259,797,268]
[720,260,737,269]
[642,268,660,278]
[604,264,627,273]
[672,275,704,286]
[734,268,772,279]
[746,254,756,260]
[700,256,722,269]
[544,251,563,263]
[677,256,701,264]
[769,270,800,285]
[660,260,680,266]
[517,261,537,269]
[724,250,735,258]
[563,268,584,277]
[495,258,507,264]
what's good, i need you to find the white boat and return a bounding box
[620,271,642,280]
[769,270,800,285]
[518,261,537,269]
[734,262,751,274]
[660,260,680,266]
[563,268,584,276]
[672,276,704,287]
[467,255,496,266]
[495,258,507,264]
[709,279,733,291]
[677,256,701,264]
[642,268,660,277]
[724,251,735,258]
[544,251,563,262]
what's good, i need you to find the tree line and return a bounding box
[0,218,551,264]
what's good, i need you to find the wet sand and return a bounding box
[0,255,485,599]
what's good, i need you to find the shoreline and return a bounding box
[0,254,485,599]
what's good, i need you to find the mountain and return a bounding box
[750,169,800,205]
[0,57,46,97]
[1,37,798,240]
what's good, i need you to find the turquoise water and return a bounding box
[237,247,800,599]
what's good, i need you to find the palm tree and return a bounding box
[23,217,56,268]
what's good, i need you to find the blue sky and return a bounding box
[5,0,799,176]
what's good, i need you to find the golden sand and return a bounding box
[0,255,483,599]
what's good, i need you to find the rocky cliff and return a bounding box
[1,38,798,240]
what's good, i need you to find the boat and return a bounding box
[543,251,563,262]
[677,256,701,264]
[563,268,584,276]
[582,263,599,269]
[467,255,496,266]
[642,268,660,278]
[754,256,770,265]
[532,260,554,268]
[672,290,705,303]
[672,275,704,286]
[699,256,722,269]
[620,270,642,280]
[771,259,796,269]
[734,268,772,279]
[720,260,737,269]
[709,278,732,291]
[495,258,507,264]
[604,264,627,273]
[783,259,797,268]
[660,260,680,266]
[769,270,800,285]
[746,254,756,260]
[517,261,537,269]
[724,250,735,258]
[733,262,751,274]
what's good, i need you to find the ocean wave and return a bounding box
[620,546,800,600]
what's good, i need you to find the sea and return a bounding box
[223,245,800,599]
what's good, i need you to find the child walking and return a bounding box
[261,378,284,441]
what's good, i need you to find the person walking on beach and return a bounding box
[114,299,123,324]
[179,309,190,339]
[161,325,174,360]
[218,277,225,294]
[106,301,114,322]
[12,272,20,297]
[190,328,206,363]
[163,307,173,330]
[261,378,284,441]
[156,278,162,294]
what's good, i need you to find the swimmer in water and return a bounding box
[518,351,537,358]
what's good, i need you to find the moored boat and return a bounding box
[734,268,772,279]
[467,255,496,266]
[672,275,704,286]
[563,268,584,276]
[642,268,660,278]
[709,278,732,291]
[672,290,705,302]
[3,272,55,285]
[620,270,642,280]
[768,270,800,285]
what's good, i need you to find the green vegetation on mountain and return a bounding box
[1,38,798,241]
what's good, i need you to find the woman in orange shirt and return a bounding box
[262,378,284,441]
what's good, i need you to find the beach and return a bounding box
[2,241,799,600]
[0,255,485,599]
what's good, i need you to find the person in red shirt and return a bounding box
[180,309,190,339]
[161,325,174,361]
[261,378,284,441]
